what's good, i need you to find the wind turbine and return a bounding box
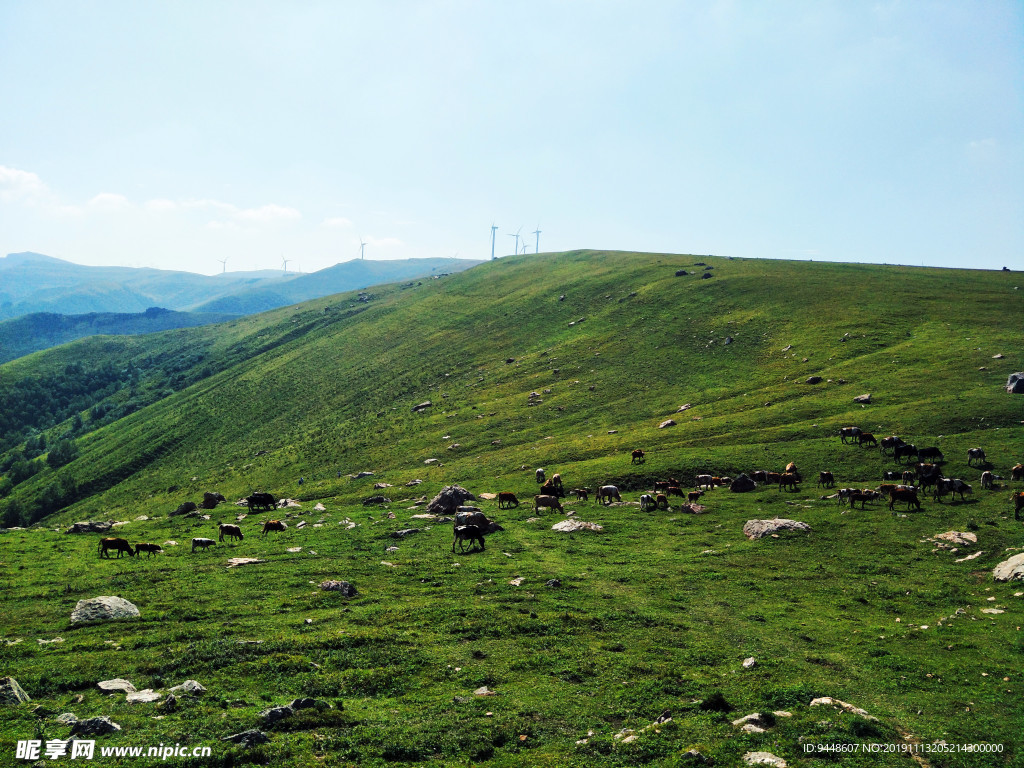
[281,255,292,274]
[359,239,366,260]
[508,227,522,256]
[521,241,529,255]
[490,223,498,260]
[217,257,228,274]
[533,225,541,254]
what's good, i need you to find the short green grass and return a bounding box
[1,251,1022,766]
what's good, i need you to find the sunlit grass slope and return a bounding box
[1,251,1022,767]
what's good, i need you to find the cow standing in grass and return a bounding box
[98,538,134,558]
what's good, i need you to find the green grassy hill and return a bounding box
[0,251,1021,767]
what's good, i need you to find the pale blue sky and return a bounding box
[1,1,1021,274]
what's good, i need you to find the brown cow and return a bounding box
[134,543,163,557]
[497,492,520,509]
[570,488,589,502]
[840,426,862,444]
[817,471,835,488]
[880,436,904,455]
[858,432,878,447]
[687,490,704,503]
[889,488,921,511]
[550,473,564,491]
[1014,491,1024,519]
[533,495,564,513]
[98,538,134,558]
[666,486,685,497]
[1011,464,1024,482]
[779,472,799,491]
[261,520,287,537]
[656,493,669,510]
[540,479,564,498]
[631,449,645,464]
[967,447,986,466]
[218,523,244,542]
[452,524,486,552]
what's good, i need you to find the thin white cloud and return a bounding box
[233,203,301,223]
[0,165,50,203]
[145,198,178,211]
[322,216,353,228]
[89,192,131,209]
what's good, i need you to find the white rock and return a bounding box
[993,553,1024,582]
[126,689,161,703]
[71,597,140,625]
[98,679,136,693]
[742,657,757,668]
[743,752,787,767]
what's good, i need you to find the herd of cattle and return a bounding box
[96,428,1024,559]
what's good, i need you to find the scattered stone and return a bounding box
[993,553,1024,582]
[313,503,326,511]
[170,502,198,517]
[805,376,822,384]
[551,520,604,533]
[981,608,1005,615]
[810,697,876,720]
[97,679,136,694]
[545,579,562,587]
[259,705,294,725]
[71,596,140,625]
[70,716,121,736]
[658,419,677,428]
[290,697,328,711]
[934,531,977,546]
[853,393,872,403]
[287,547,302,553]
[37,637,63,645]
[743,657,757,668]
[743,519,811,540]
[223,729,269,747]
[1007,373,1024,394]
[362,495,391,505]
[353,471,375,479]
[405,479,423,486]
[474,686,496,696]
[126,689,161,703]
[509,577,525,586]
[65,521,113,534]
[678,403,692,412]
[390,528,421,539]
[412,401,433,412]
[955,551,985,562]
[733,712,774,733]
[168,680,206,696]
[55,713,78,726]
[225,558,266,568]
[679,750,711,764]
[426,485,477,515]
[319,580,358,596]
[743,752,787,767]
[0,677,30,705]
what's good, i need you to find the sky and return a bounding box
[1,1,1021,275]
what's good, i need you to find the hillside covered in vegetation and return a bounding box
[0,251,1021,767]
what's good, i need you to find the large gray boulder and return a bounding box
[426,485,476,516]
[0,677,30,705]
[70,716,121,736]
[743,519,811,540]
[70,596,140,625]
[730,474,757,492]
[993,553,1024,582]
[1007,373,1024,394]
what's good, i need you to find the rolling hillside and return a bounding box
[0,251,1021,767]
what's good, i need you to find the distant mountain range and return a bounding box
[0,252,482,361]
[0,307,237,365]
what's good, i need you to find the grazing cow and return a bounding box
[902,471,916,486]
[817,471,835,488]
[597,485,622,505]
[1014,491,1024,519]
[261,520,286,538]
[751,470,770,484]
[452,524,486,553]
[880,436,905,456]
[894,444,919,464]
[570,488,589,502]
[967,447,987,466]
[550,473,564,492]
[837,488,857,505]
[888,488,921,511]
[653,481,669,493]
[766,472,782,485]
[688,490,704,503]
[882,471,902,481]
[858,432,878,447]
[916,463,941,488]
[1012,464,1024,482]
[778,472,799,491]
[917,446,944,461]
[191,537,216,552]
[247,492,277,511]
[454,510,503,535]
[935,478,972,502]
[631,449,645,464]
[715,476,733,487]
[536,468,546,484]
[98,537,134,558]
[218,523,244,542]
[134,543,163,557]
[694,474,715,490]
[534,494,564,513]
[666,486,685,497]
[497,492,520,509]
[785,462,798,474]
[656,493,669,510]
[540,479,564,498]
[981,471,995,490]
[849,491,879,509]
[840,426,862,444]
[639,494,657,512]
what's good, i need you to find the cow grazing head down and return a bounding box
[262,520,287,537]
[98,538,135,558]
[191,538,216,553]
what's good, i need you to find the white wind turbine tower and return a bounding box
[217,257,228,274]
[359,238,367,260]
[281,255,292,274]
[533,225,541,254]
[508,227,522,256]
[490,223,499,260]
[521,240,529,254]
